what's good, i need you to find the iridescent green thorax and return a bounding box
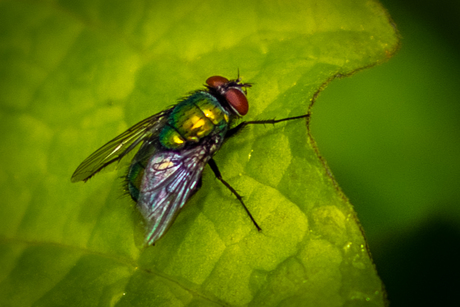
[159,91,231,149]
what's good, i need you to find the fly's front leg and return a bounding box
[208,158,261,231]
[225,113,309,139]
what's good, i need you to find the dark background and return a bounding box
[313,0,460,305]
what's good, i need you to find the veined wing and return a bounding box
[71,110,171,183]
[137,144,216,245]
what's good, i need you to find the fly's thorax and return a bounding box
[159,91,231,150]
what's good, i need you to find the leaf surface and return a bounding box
[0,0,399,306]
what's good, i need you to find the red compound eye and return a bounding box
[206,76,229,88]
[225,88,248,116]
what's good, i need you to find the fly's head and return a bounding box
[206,76,252,117]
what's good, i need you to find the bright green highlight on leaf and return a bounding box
[0,0,398,306]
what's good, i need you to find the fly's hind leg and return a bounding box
[208,158,261,231]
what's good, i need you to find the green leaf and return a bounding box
[0,0,399,306]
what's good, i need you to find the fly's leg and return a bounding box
[215,113,309,230]
[208,158,261,231]
[225,114,309,139]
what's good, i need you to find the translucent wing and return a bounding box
[71,110,171,183]
[137,141,219,245]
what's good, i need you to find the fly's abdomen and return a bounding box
[160,92,229,149]
[127,160,146,202]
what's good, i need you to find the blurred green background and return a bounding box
[313,0,460,305]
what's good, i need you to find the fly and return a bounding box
[71,76,308,245]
